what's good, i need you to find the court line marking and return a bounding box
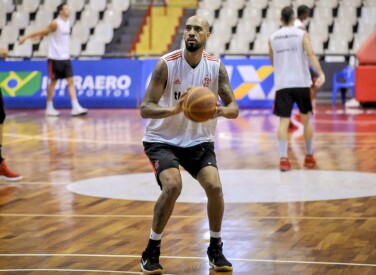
[0,269,153,274]
[0,181,71,185]
[312,119,376,125]
[3,133,141,145]
[1,213,375,220]
[2,132,376,147]
[0,254,375,268]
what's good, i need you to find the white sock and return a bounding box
[46,101,55,110]
[305,139,313,155]
[71,99,81,110]
[150,229,162,241]
[278,139,288,158]
[210,230,221,238]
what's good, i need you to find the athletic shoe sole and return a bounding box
[209,262,233,271]
[140,263,163,274]
[1,175,23,181]
[71,111,88,117]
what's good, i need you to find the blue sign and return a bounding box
[0,59,142,108]
[0,57,275,109]
[223,58,274,108]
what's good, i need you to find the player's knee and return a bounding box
[300,114,310,125]
[0,110,6,123]
[205,183,223,197]
[161,174,182,197]
[163,183,182,198]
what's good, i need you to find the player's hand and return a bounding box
[19,36,26,45]
[0,48,8,58]
[315,73,325,88]
[173,92,187,115]
[213,102,222,118]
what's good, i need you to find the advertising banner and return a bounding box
[0,59,142,108]
[223,58,274,108]
[0,58,274,109]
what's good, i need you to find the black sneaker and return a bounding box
[207,242,233,272]
[140,247,164,274]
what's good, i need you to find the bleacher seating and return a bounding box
[0,0,375,57]
[0,0,131,58]
[195,0,376,56]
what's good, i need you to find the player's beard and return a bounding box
[185,40,202,52]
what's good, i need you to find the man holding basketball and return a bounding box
[269,6,325,171]
[140,15,238,274]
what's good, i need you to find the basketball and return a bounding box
[183,86,217,122]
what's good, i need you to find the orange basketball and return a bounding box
[183,86,217,122]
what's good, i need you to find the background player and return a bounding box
[269,7,325,171]
[19,3,87,117]
[0,48,22,181]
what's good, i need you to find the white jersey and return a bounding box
[48,17,70,60]
[142,49,221,147]
[294,18,305,30]
[270,26,312,91]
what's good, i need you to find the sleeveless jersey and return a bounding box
[270,26,312,91]
[48,17,70,60]
[142,49,221,147]
[294,18,305,30]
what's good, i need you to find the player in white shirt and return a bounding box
[19,4,87,117]
[295,5,320,100]
[294,5,310,30]
[140,15,238,274]
[269,6,325,171]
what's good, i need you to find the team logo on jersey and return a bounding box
[202,76,211,87]
[0,71,42,97]
[173,79,181,85]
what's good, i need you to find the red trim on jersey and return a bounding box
[203,52,219,62]
[165,51,182,61]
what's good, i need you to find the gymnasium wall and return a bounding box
[0,58,345,109]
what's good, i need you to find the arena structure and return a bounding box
[0,0,375,108]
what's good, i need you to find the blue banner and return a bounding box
[0,58,274,109]
[223,58,274,108]
[0,59,142,108]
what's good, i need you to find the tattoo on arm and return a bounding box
[150,60,166,85]
[218,62,235,105]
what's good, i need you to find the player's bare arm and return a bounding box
[19,21,57,44]
[303,32,325,87]
[140,59,183,119]
[216,62,239,119]
[268,40,274,66]
[0,48,8,58]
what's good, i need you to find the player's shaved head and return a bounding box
[186,16,210,32]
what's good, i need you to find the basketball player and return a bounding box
[295,5,320,100]
[19,3,87,117]
[294,5,310,30]
[0,48,22,181]
[268,7,325,171]
[140,15,238,274]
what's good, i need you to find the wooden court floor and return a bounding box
[0,105,375,274]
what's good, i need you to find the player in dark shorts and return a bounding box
[139,15,239,274]
[0,48,22,181]
[269,7,325,171]
[19,3,87,117]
